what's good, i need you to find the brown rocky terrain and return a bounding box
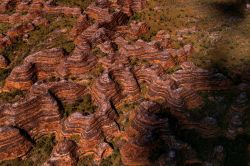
[0,0,249,165]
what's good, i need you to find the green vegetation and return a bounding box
[0,15,76,85]
[0,135,56,166]
[100,148,122,166]
[0,90,25,103]
[131,0,250,81]
[0,68,10,87]
[140,29,157,42]
[129,57,150,67]
[77,155,96,166]
[90,63,104,78]
[28,15,76,53]
[164,65,181,74]
[63,94,98,117]
[0,23,12,34]
[69,134,81,143]
[130,12,142,21]
[140,83,148,97]
[92,47,108,58]
[0,15,76,64]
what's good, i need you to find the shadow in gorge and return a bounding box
[210,0,247,19]
[176,130,250,166]
[166,113,250,166]
[206,46,250,84]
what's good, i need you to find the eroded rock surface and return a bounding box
[0,0,248,165]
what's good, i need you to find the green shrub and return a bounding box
[0,89,25,103]
[63,94,98,117]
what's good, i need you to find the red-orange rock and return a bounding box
[0,55,8,68]
[0,126,32,160]
[43,140,77,166]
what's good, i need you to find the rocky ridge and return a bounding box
[0,0,249,165]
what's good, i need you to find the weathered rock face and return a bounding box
[29,80,87,104]
[69,14,90,39]
[0,126,32,160]
[90,71,120,106]
[5,93,61,139]
[110,64,140,101]
[4,63,35,90]
[62,107,118,161]
[171,62,231,91]
[0,55,8,68]
[43,4,81,16]
[114,0,146,15]
[120,101,200,165]
[116,21,149,39]
[0,0,242,165]
[120,39,177,68]
[43,140,77,166]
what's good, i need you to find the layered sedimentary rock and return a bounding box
[133,63,205,110]
[86,4,128,29]
[0,13,42,24]
[97,40,116,54]
[0,0,237,165]
[29,80,87,104]
[120,39,176,68]
[4,48,97,90]
[90,71,121,106]
[116,21,149,39]
[0,93,61,142]
[0,126,32,160]
[10,93,61,139]
[120,101,200,165]
[86,4,112,23]
[114,0,147,16]
[171,62,230,91]
[61,52,97,77]
[43,140,77,166]
[155,30,171,48]
[43,4,81,16]
[69,14,91,39]
[62,106,118,161]
[110,63,140,101]
[24,48,65,79]
[4,63,35,90]
[0,55,8,68]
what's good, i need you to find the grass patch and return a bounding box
[63,94,98,117]
[0,89,25,103]
[0,23,12,34]
[77,155,96,166]
[100,148,122,166]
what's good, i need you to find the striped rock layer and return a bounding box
[0,0,235,165]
